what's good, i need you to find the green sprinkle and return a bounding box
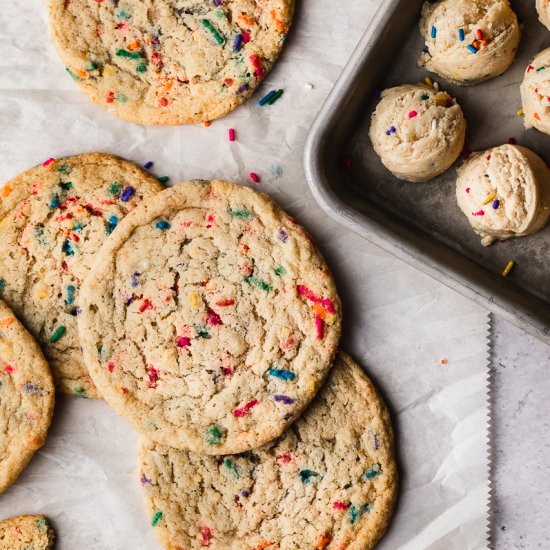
[109,183,122,197]
[205,426,223,445]
[224,458,240,479]
[116,49,142,59]
[66,67,82,81]
[274,266,285,276]
[0,279,5,296]
[202,19,224,45]
[151,511,163,527]
[537,66,546,72]
[59,181,73,191]
[35,518,48,530]
[299,469,319,483]
[245,276,272,292]
[365,464,382,479]
[49,325,66,344]
[196,325,211,339]
[74,387,86,396]
[87,62,98,71]
[420,94,429,100]
[229,208,252,219]
[136,62,148,73]
[116,92,128,103]
[58,164,71,174]
[267,89,284,105]
[158,176,170,183]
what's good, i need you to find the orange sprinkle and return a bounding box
[535,112,541,121]
[145,36,153,45]
[204,121,211,127]
[316,533,332,549]
[440,358,448,365]
[254,542,275,550]
[1,185,12,199]
[74,67,88,79]
[270,10,286,33]
[238,14,255,27]
[0,317,15,328]
[311,302,329,320]
[127,41,141,51]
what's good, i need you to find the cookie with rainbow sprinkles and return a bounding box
[78,180,341,454]
[0,153,163,398]
[139,351,397,550]
[0,515,55,549]
[47,0,294,125]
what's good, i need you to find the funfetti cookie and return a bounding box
[0,153,163,398]
[78,180,341,454]
[0,301,54,493]
[0,515,55,550]
[47,0,294,125]
[139,351,397,550]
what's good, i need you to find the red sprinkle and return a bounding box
[341,154,353,169]
[224,78,234,87]
[315,315,324,340]
[476,29,484,40]
[159,97,169,107]
[5,365,14,374]
[249,54,265,79]
[508,137,515,145]
[42,158,55,167]
[333,500,348,510]
[207,308,223,326]
[277,452,294,464]
[107,362,115,373]
[200,525,213,547]
[106,91,115,103]
[242,32,250,43]
[472,210,485,216]
[465,187,471,193]
[249,172,260,183]
[147,365,159,388]
[216,298,235,307]
[234,399,259,417]
[177,336,191,348]
[228,128,235,142]
[139,299,153,312]
[408,111,418,118]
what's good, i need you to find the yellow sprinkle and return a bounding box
[516,108,524,117]
[482,193,496,206]
[35,288,49,299]
[424,76,433,87]
[189,292,200,308]
[502,261,515,277]
[103,66,115,77]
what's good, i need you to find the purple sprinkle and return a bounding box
[279,228,288,242]
[492,200,500,209]
[151,36,161,47]
[284,412,294,420]
[120,186,135,202]
[237,83,250,94]
[144,161,154,169]
[22,383,43,396]
[126,296,135,306]
[233,34,243,52]
[131,273,141,288]
[274,394,294,405]
[241,489,250,497]
[76,306,82,315]
[214,0,222,5]
[385,126,396,136]
[374,434,380,450]
[141,473,151,485]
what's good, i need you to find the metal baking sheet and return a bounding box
[304,0,550,345]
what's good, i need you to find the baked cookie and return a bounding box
[369,84,466,182]
[0,301,54,493]
[537,0,550,31]
[139,351,397,550]
[419,0,520,85]
[0,515,55,550]
[456,144,550,246]
[520,48,550,135]
[0,153,162,398]
[47,0,294,125]
[78,180,341,454]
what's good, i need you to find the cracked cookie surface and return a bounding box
[0,515,55,550]
[47,0,294,125]
[0,301,54,493]
[0,153,162,398]
[78,180,341,454]
[139,352,397,550]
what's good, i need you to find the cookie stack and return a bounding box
[0,154,397,549]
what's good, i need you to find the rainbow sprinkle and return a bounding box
[268,368,296,380]
[458,29,465,41]
[151,511,163,527]
[502,260,515,277]
[229,128,235,142]
[120,186,135,202]
[249,172,260,183]
[202,19,224,45]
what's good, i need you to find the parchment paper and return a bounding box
[0,1,490,548]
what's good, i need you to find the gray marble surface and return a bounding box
[491,317,550,549]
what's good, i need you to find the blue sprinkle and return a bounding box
[233,34,243,52]
[106,215,118,234]
[131,272,141,288]
[22,383,44,396]
[268,368,296,381]
[492,200,500,210]
[365,464,382,479]
[66,284,76,305]
[241,489,250,497]
[155,220,171,230]
[120,186,135,202]
[467,44,478,54]
[144,161,154,169]
[431,26,436,39]
[258,90,276,106]
[349,503,371,524]
[50,194,60,209]
[272,164,282,178]
[62,240,74,256]
[0,279,4,296]
[72,223,83,232]
[299,469,319,483]
[458,29,465,41]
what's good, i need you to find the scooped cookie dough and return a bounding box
[47,0,294,125]
[0,300,54,493]
[0,515,55,550]
[139,352,397,550]
[537,0,550,31]
[456,144,550,246]
[520,48,550,135]
[419,0,520,85]
[0,154,162,398]
[369,84,466,182]
[78,181,341,455]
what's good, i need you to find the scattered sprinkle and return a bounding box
[158,176,170,184]
[249,172,260,183]
[228,128,235,142]
[502,260,515,277]
[385,126,397,136]
[516,108,524,117]
[116,49,142,59]
[234,399,259,417]
[408,110,418,118]
[144,161,154,169]
[431,26,437,39]
[106,215,118,234]
[272,163,282,178]
[482,193,496,206]
[424,76,433,87]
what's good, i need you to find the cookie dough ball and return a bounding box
[520,48,550,135]
[369,84,466,182]
[419,0,520,85]
[456,145,550,246]
[537,0,550,31]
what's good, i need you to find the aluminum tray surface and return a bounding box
[305,0,550,344]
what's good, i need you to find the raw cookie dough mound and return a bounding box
[520,48,550,135]
[537,0,550,31]
[0,515,55,550]
[0,301,54,493]
[0,154,163,398]
[79,181,341,454]
[139,352,397,550]
[419,0,520,85]
[456,144,550,246]
[47,0,294,125]
[369,84,466,182]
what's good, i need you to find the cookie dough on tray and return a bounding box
[369,84,466,182]
[139,352,397,550]
[456,144,550,246]
[537,0,550,31]
[419,0,520,85]
[521,48,550,136]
